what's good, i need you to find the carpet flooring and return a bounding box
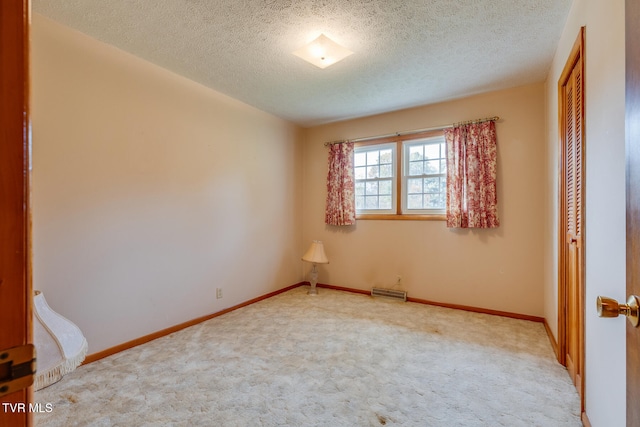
[34,286,581,426]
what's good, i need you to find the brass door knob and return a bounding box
[597,295,640,327]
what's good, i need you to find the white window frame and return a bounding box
[354,131,446,221]
[354,142,397,215]
[402,136,447,215]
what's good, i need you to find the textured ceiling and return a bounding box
[33,0,573,127]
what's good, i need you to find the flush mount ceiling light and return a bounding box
[292,34,353,69]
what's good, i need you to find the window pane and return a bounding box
[401,137,447,214]
[408,195,423,209]
[380,149,392,164]
[408,178,422,194]
[379,180,392,195]
[409,146,423,161]
[380,164,392,178]
[425,193,444,209]
[424,177,440,193]
[425,160,440,174]
[424,144,440,159]
[379,195,392,209]
[367,151,379,165]
[365,181,379,195]
[355,143,397,213]
[409,161,422,176]
[365,196,379,209]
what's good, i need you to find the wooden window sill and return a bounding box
[356,214,446,221]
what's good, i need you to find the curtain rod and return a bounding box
[323,116,500,147]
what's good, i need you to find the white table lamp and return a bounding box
[302,240,329,295]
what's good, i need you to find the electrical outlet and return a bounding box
[216,288,223,299]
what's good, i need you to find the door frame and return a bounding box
[557,27,586,411]
[0,1,33,426]
[626,0,640,425]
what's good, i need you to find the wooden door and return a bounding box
[558,27,585,410]
[626,1,640,425]
[0,1,33,426]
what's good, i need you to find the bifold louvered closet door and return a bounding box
[559,28,585,406]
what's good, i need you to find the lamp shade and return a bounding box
[33,291,88,390]
[302,240,329,264]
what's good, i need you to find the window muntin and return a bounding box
[402,136,447,214]
[354,143,396,214]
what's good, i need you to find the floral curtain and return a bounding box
[325,142,356,226]
[444,121,499,228]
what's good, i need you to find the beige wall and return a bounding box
[302,84,546,317]
[544,0,626,425]
[31,15,303,354]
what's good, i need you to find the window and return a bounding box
[354,143,396,214]
[354,132,446,220]
[403,137,447,214]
